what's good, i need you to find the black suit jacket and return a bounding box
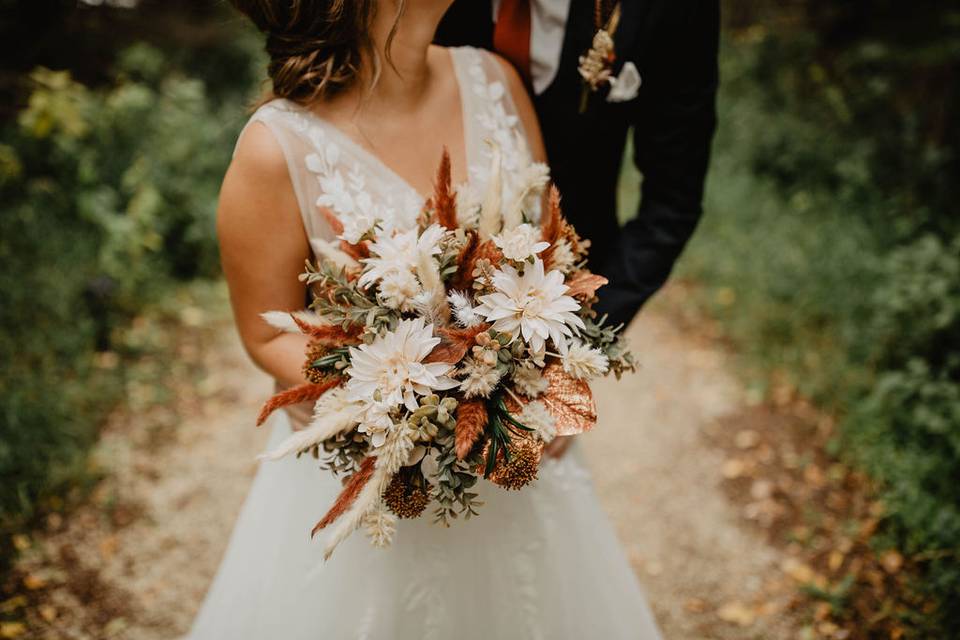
[436,0,719,327]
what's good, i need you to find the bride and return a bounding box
[189,0,662,638]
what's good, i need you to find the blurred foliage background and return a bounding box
[0,0,958,636]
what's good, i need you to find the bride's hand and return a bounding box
[543,436,574,459]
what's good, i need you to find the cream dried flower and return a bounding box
[447,290,483,328]
[562,340,610,380]
[549,238,577,274]
[518,400,557,443]
[458,356,503,399]
[493,223,550,263]
[511,361,550,398]
[379,269,421,312]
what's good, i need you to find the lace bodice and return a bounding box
[237,47,540,257]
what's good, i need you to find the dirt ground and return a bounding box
[10,286,808,639]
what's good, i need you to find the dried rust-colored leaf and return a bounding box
[564,271,608,299]
[505,361,597,436]
[425,324,491,365]
[450,230,479,290]
[455,401,488,460]
[311,456,377,536]
[256,378,342,426]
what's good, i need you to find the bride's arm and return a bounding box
[217,123,312,388]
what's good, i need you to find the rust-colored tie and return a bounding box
[493,0,533,85]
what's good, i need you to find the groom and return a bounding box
[436,0,720,328]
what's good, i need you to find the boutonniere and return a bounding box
[578,1,622,113]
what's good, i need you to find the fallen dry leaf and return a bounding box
[782,557,816,583]
[21,574,46,591]
[0,622,26,639]
[880,550,904,574]
[717,601,756,627]
[722,458,746,479]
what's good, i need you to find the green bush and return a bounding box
[0,44,252,546]
[677,28,960,633]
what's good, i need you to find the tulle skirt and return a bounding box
[188,412,662,639]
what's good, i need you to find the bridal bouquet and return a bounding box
[257,149,633,559]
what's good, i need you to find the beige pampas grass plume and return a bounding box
[478,141,503,241]
[258,388,358,461]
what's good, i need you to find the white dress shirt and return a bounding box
[492,0,573,95]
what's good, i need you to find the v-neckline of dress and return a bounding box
[291,47,474,205]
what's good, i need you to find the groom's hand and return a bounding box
[544,436,574,459]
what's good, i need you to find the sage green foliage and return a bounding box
[0,42,257,545]
[663,23,960,633]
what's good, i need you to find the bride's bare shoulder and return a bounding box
[218,120,300,238]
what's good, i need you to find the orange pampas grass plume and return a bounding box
[311,456,377,536]
[433,148,458,230]
[291,314,362,346]
[256,378,342,427]
[450,229,479,290]
[455,401,488,460]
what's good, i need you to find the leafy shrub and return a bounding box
[676,28,960,634]
[0,44,253,547]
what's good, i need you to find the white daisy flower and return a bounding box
[358,224,445,290]
[562,340,610,380]
[346,318,459,418]
[493,223,551,262]
[475,258,585,355]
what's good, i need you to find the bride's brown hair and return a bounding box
[231,0,400,104]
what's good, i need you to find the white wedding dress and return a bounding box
[189,47,662,640]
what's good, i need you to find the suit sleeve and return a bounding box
[594,0,720,327]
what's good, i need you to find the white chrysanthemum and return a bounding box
[493,223,550,262]
[447,290,483,327]
[518,400,557,443]
[458,356,502,399]
[475,258,585,355]
[358,224,445,290]
[346,318,459,419]
[511,361,550,398]
[379,270,421,312]
[562,340,610,380]
[355,401,395,448]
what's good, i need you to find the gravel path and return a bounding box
[17,289,801,639]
